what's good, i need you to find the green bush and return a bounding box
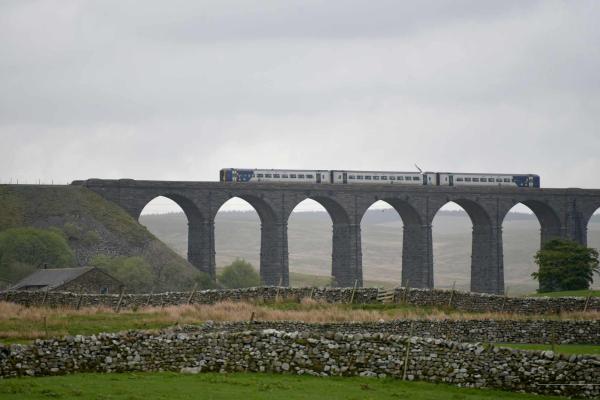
[218,258,260,289]
[62,222,81,240]
[192,270,220,290]
[0,227,75,284]
[532,239,600,292]
[91,255,219,293]
[91,255,154,293]
[82,230,101,246]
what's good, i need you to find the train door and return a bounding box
[435,173,440,186]
[343,172,347,184]
[449,175,454,187]
[316,173,321,184]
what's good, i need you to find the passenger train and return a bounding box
[219,168,540,188]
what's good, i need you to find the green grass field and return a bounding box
[529,290,600,298]
[0,372,572,400]
[496,343,600,355]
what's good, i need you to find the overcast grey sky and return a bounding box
[1,1,599,208]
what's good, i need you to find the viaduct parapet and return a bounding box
[73,179,600,294]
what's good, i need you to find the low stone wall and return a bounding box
[187,320,600,345]
[2,286,599,314]
[396,288,600,314]
[1,329,598,398]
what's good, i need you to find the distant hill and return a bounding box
[140,209,600,294]
[0,185,198,290]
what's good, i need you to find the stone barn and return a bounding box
[10,267,122,294]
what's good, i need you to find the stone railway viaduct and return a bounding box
[74,179,600,294]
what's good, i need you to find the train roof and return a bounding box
[222,168,539,177]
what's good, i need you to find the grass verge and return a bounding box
[529,290,600,298]
[0,372,572,400]
[496,343,600,355]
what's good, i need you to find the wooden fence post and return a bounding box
[349,280,358,305]
[402,322,415,381]
[115,287,125,313]
[403,280,410,304]
[583,292,591,312]
[145,288,154,308]
[275,276,283,302]
[448,281,456,308]
[76,289,84,311]
[41,287,49,307]
[500,287,509,313]
[187,284,198,305]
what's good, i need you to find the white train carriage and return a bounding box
[330,170,422,185]
[221,168,540,188]
[423,172,540,188]
[220,168,328,183]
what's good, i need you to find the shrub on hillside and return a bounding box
[218,258,260,289]
[0,227,75,284]
[91,255,154,293]
[91,254,219,293]
[532,239,600,292]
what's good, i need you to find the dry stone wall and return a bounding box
[3,287,599,314]
[187,320,600,345]
[1,328,599,398]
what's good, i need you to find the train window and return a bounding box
[465,177,471,182]
[504,178,510,182]
[456,177,464,182]
[365,176,372,180]
[273,174,281,178]
[290,174,296,178]
[413,177,420,181]
[357,175,363,179]
[306,174,313,178]
[406,176,412,180]
[496,178,502,182]
[298,174,305,178]
[373,176,380,180]
[381,176,388,180]
[472,178,479,182]
[265,174,272,178]
[257,174,264,178]
[397,176,404,180]
[389,176,395,180]
[282,174,289,178]
[480,178,487,182]
[349,175,355,179]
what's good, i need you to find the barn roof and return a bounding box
[10,267,97,291]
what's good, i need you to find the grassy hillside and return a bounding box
[141,210,600,294]
[0,185,198,291]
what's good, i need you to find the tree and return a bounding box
[532,239,599,292]
[0,227,75,284]
[91,255,154,293]
[218,258,260,289]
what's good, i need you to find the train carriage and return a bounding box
[220,168,540,188]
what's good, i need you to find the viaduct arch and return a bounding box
[75,178,600,294]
